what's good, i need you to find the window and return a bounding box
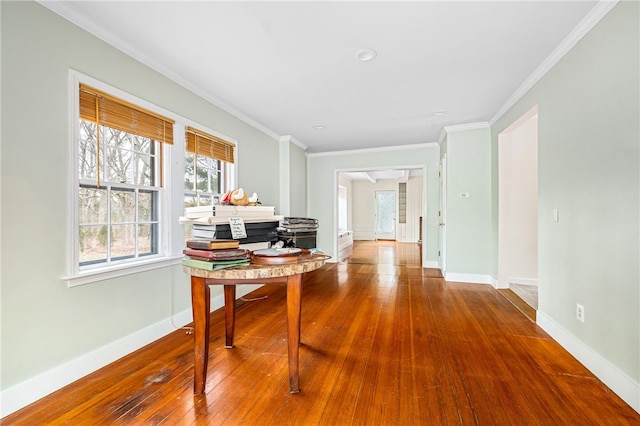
[398,182,407,224]
[74,81,174,276]
[184,126,235,208]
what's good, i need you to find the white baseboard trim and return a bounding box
[537,310,640,413]
[423,260,439,268]
[0,284,263,418]
[445,272,498,287]
[508,277,538,286]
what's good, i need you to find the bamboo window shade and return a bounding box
[79,84,174,144]
[185,126,235,164]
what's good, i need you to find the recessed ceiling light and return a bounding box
[433,110,446,116]
[313,125,325,130]
[354,48,377,62]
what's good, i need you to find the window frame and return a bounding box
[65,71,237,287]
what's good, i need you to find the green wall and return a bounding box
[1,1,280,394]
[492,1,639,384]
[445,126,493,276]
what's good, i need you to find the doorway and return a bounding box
[498,105,539,309]
[375,190,396,240]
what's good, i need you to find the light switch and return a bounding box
[552,208,559,222]
[460,193,470,199]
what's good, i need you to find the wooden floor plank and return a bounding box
[3,241,638,425]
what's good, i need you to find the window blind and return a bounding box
[79,84,174,145]
[185,127,235,164]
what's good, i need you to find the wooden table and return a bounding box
[183,256,326,395]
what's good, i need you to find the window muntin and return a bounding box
[78,123,161,267]
[183,126,235,210]
[184,152,222,208]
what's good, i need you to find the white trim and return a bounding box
[508,277,538,286]
[0,284,263,418]
[65,256,183,287]
[444,272,498,287]
[423,260,439,268]
[438,128,447,145]
[308,142,438,158]
[490,0,619,126]
[443,122,490,134]
[537,310,640,414]
[280,134,308,151]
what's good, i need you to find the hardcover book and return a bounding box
[181,258,250,271]
[185,239,240,250]
[182,248,249,260]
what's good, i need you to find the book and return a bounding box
[181,258,250,271]
[191,228,217,239]
[183,248,249,260]
[185,239,240,250]
[185,205,275,219]
[179,215,285,225]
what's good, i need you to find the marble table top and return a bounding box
[183,255,328,280]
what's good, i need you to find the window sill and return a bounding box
[64,255,184,287]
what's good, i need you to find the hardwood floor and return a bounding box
[4,241,638,425]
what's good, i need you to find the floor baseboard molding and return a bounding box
[537,310,639,413]
[445,272,498,287]
[0,284,263,418]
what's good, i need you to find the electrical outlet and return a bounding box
[576,303,585,323]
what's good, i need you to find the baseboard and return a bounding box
[423,260,439,268]
[0,284,263,418]
[445,272,498,287]
[508,277,538,286]
[537,310,640,413]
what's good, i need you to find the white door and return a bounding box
[438,155,447,274]
[375,190,396,240]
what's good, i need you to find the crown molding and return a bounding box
[280,135,308,151]
[490,0,619,126]
[307,141,439,158]
[37,1,282,143]
[444,122,490,134]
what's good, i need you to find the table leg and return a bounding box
[224,285,236,348]
[286,274,303,393]
[191,276,210,395]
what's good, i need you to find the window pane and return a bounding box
[105,127,132,150]
[196,156,208,191]
[111,189,135,223]
[79,225,108,264]
[133,134,150,154]
[111,224,135,260]
[135,152,151,186]
[208,170,218,194]
[107,146,132,184]
[185,194,198,208]
[138,190,157,222]
[79,121,98,180]
[79,187,108,224]
[138,223,158,256]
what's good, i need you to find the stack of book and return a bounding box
[184,205,280,246]
[181,239,251,271]
[278,217,319,232]
[277,217,319,249]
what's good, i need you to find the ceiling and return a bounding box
[44,1,599,156]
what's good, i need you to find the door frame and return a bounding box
[438,154,447,275]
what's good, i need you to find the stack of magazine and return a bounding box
[181,239,251,270]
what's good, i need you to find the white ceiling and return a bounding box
[45,1,599,155]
